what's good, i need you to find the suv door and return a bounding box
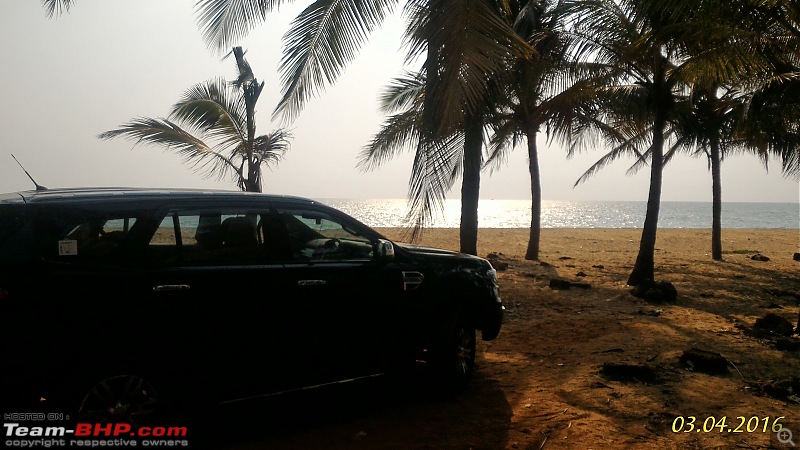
[136,205,301,402]
[269,205,412,384]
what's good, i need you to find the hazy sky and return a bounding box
[1,1,798,204]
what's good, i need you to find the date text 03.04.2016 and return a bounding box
[672,416,785,434]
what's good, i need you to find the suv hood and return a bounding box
[395,242,461,256]
[395,243,487,263]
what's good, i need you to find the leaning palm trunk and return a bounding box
[525,125,542,261]
[628,111,667,286]
[460,115,483,256]
[710,140,723,260]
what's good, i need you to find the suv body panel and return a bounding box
[0,188,503,413]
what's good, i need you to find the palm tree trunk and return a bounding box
[627,114,666,286]
[244,98,259,192]
[234,47,261,193]
[710,140,723,260]
[460,115,483,256]
[525,126,541,261]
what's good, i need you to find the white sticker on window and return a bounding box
[58,240,79,256]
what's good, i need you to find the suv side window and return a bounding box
[147,210,288,266]
[44,213,143,266]
[274,208,374,262]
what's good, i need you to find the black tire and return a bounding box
[77,373,218,444]
[78,374,162,428]
[428,314,476,394]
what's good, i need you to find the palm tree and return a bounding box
[685,0,798,261]
[99,47,291,193]
[485,0,583,261]
[671,81,796,263]
[673,87,749,261]
[360,3,554,257]
[619,2,764,262]
[561,0,698,287]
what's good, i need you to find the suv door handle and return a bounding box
[153,284,191,292]
[402,272,424,291]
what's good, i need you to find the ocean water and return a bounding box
[317,199,800,229]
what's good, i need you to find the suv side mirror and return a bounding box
[375,239,395,263]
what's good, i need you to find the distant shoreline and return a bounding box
[325,199,799,229]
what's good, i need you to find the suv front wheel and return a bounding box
[427,314,476,394]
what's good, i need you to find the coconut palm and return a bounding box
[589,1,765,263]
[562,0,677,286]
[99,47,291,193]
[686,0,798,261]
[671,79,797,262]
[572,0,799,264]
[485,0,589,261]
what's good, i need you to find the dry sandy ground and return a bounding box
[224,228,800,450]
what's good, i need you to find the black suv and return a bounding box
[0,188,502,423]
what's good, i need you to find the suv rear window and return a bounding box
[39,211,153,267]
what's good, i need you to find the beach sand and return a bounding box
[375,227,800,269]
[230,228,800,449]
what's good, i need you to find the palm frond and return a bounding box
[405,0,533,138]
[379,71,426,114]
[169,78,248,150]
[252,128,293,164]
[405,132,465,239]
[194,0,284,53]
[358,109,421,172]
[485,117,524,173]
[42,0,74,18]
[275,0,397,122]
[573,138,640,187]
[98,118,242,182]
